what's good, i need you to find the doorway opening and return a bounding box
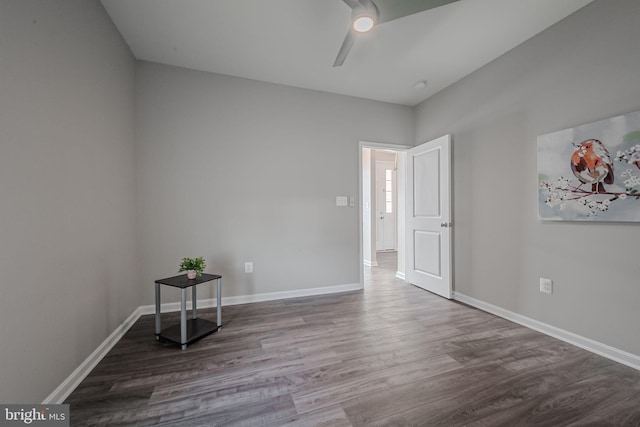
[359,142,410,288]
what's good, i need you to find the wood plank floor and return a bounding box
[66,252,640,426]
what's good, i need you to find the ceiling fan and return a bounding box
[333,0,460,66]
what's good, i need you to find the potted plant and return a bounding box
[179,257,206,279]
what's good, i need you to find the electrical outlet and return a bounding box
[245,262,253,273]
[539,277,553,294]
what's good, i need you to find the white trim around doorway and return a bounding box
[358,141,411,288]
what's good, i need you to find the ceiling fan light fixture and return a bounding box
[353,15,375,32]
[351,1,377,33]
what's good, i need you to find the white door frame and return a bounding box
[359,141,411,288]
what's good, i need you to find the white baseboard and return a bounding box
[45,283,364,403]
[221,283,363,305]
[363,260,378,267]
[43,307,144,404]
[139,282,363,315]
[395,271,405,280]
[453,292,640,372]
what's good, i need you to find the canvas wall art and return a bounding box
[538,110,640,221]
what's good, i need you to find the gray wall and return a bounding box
[136,61,414,304]
[0,0,137,402]
[415,0,640,355]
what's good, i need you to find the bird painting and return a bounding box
[539,110,640,221]
[570,139,614,193]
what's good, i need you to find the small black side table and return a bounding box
[154,273,222,349]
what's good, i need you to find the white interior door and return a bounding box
[376,161,396,251]
[405,135,452,299]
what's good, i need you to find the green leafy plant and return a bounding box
[178,257,206,276]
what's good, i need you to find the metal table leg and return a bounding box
[217,277,222,328]
[192,285,197,319]
[155,282,161,340]
[180,288,187,350]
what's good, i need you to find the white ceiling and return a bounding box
[101,0,593,106]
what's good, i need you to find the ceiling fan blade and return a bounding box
[333,29,357,67]
[375,0,459,24]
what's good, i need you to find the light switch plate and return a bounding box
[540,277,553,294]
[336,196,348,207]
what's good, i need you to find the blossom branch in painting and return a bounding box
[616,143,640,168]
[539,168,640,217]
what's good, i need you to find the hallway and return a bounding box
[364,251,398,287]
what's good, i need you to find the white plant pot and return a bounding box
[187,270,197,279]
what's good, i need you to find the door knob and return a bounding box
[440,222,451,228]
